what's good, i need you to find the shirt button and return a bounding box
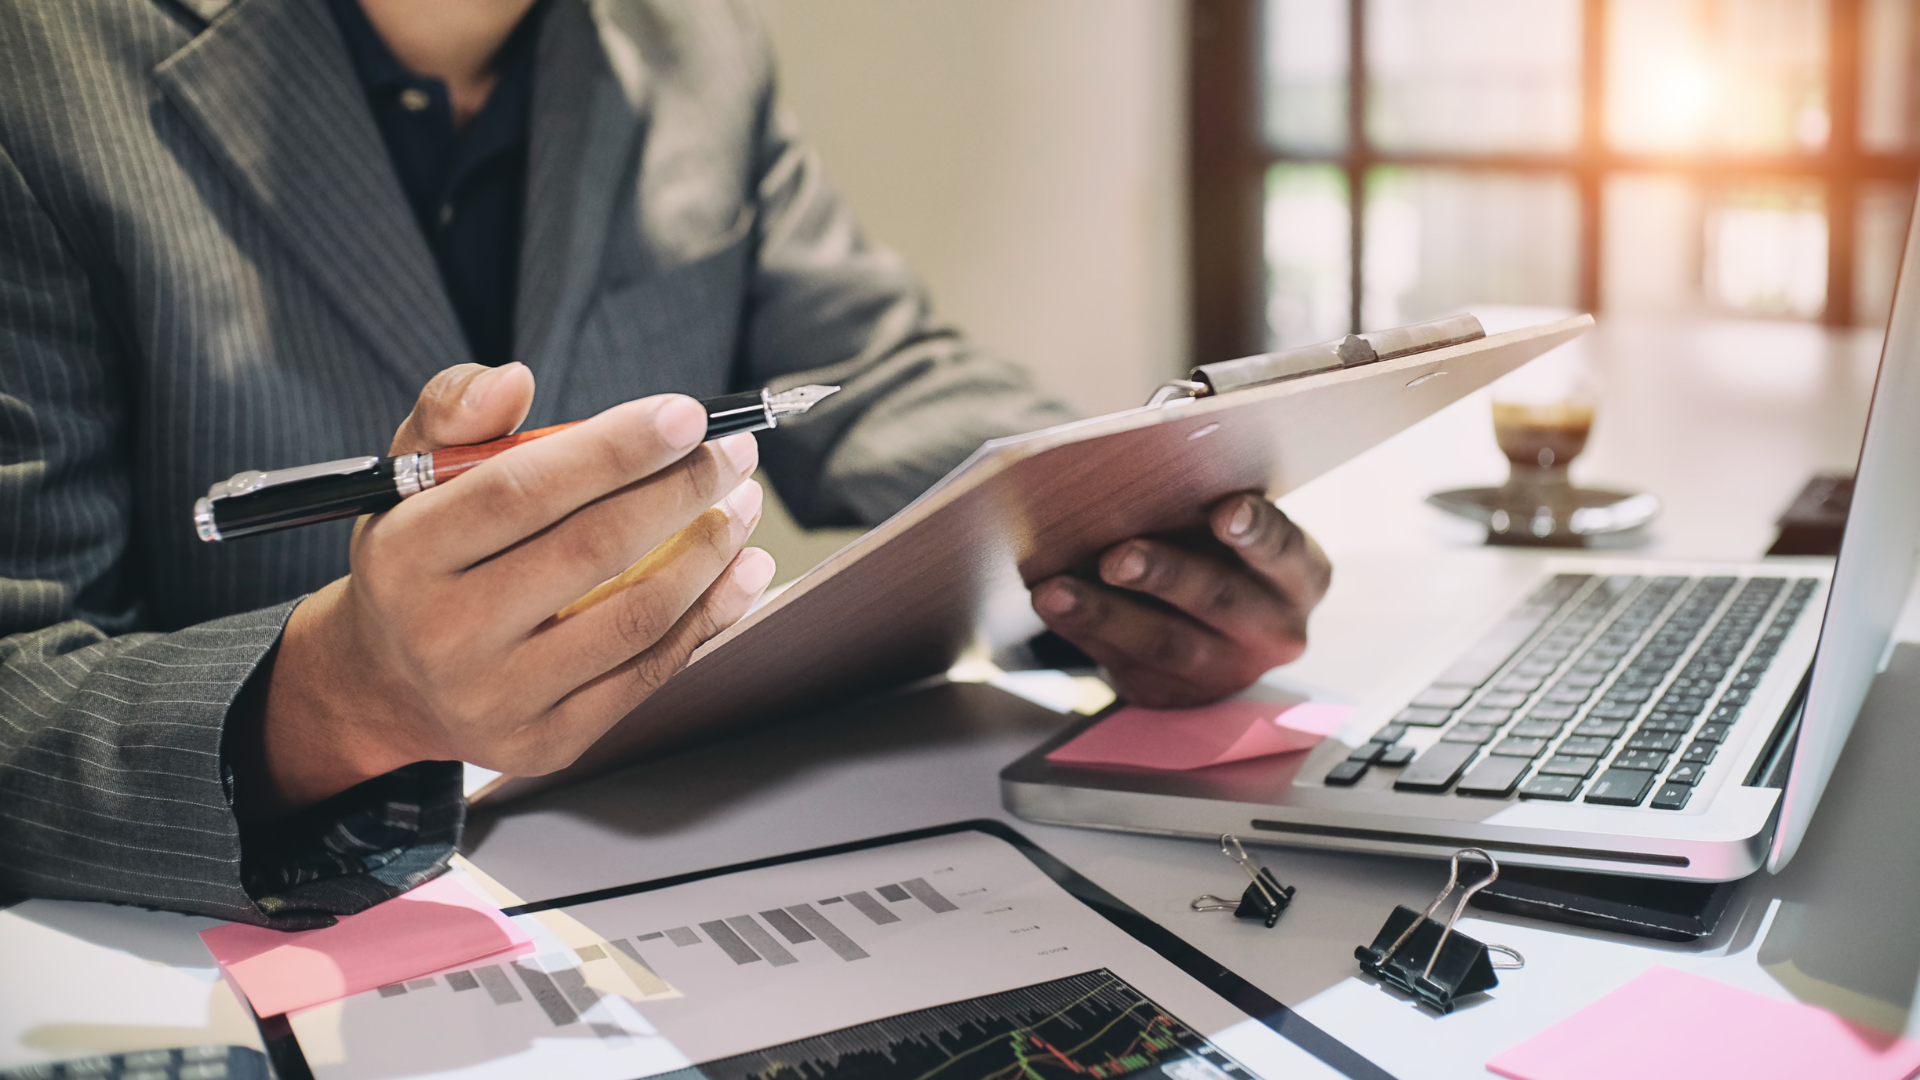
[438,203,454,227]
[399,88,431,112]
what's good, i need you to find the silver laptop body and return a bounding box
[1002,195,1920,883]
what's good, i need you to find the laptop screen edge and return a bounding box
[1767,185,1920,873]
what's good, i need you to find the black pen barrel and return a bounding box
[209,462,401,540]
[705,390,773,437]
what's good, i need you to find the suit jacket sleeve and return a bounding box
[735,72,1075,527]
[0,137,459,929]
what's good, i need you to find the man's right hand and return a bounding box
[255,363,775,812]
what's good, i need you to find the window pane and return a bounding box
[1603,174,1705,316]
[1860,0,1920,151]
[1704,181,1827,319]
[1264,165,1352,348]
[1361,168,1578,329]
[1856,183,1916,329]
[1264,0,1349,152]
[1365,0,1581,152]
[1606,0,1829,154]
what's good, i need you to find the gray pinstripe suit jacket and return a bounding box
[0,0,1068,924]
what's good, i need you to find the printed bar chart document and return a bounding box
[280,823,1387,1080]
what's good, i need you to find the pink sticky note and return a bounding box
[1045,699,1353,771]
[1488,966,1920,1080]
[200,874,531,1017]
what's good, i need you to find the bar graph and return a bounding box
[646,969,1253,1080]
[374,936,668,1038]
[370,874,961,1033]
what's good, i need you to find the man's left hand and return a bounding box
[1029,493,1331,708]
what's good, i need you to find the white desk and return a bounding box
[3,314,1908,1080]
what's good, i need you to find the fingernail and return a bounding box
[657,395,707,450]
[726,479,764,527]
[459,362,519,409]
[1110,545,1147,584]
[734,548,777,595]
[1036,579,1079,618]
[716,432,759,476]
[1227,498,1257,541]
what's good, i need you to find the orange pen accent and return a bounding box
[426,420,586,485]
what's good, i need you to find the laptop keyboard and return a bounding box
[1325,573,1819,809]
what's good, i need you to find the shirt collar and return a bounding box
[323,0,415,92]
[324,0,549,102]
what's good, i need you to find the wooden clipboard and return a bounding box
[473,314,1593,804]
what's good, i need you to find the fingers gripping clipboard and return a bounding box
[474,315,1594,804]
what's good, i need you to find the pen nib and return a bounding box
[766,384,842,418]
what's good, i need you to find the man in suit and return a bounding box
[0,0,1330,927]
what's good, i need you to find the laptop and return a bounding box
[1001,195,1920,883]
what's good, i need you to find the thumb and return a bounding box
[390,363,535,455]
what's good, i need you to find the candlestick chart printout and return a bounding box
[286,829,1356,1080]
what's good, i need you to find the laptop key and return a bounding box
[1543,686,1592,704]
[1412,686,1473,709]
[1442,723,1500,744]
[1478,691,1531,709]
[1603,685,1654,705]
[1495,675,1544,693]
[1348,741,1388,763]
[1666,761,1706,785]
[1626,730,1683,752]
[1539,754,1600,778]
[1459,706,1514,725]
[1512,718,1566,739]
[1679,741,1718,764]
[1616,748,1670,771]
[1527,703,1578,722]
[1394,742,1479,792]
[1693,722,1732,743]
[1650,783,1692,811]
[1585,768,1657,806]
[1372,723,1409,744]
[1588,701,1642,720]
[1394,706,1453,726]
[1324,759,1369,786]
[1640,710,1693,732]
[1572,718,1628,738]
[1456,755,1531,798]
[1519,775,1582,800]
[1491,736,1548,758]
[1559,736,1614,757]
[1378,744,1416,766]
[1656,695,1708,715]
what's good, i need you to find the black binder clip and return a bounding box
[1354,848,1525,1013]
[1190,834,1295,927]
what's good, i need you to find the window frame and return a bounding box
[1188,0,1920,364]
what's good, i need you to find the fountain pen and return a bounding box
[193,384,841,542]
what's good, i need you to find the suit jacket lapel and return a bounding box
[513,0,646,416]
[153,0,469,392]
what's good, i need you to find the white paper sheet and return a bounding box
[289,831,1349,1080]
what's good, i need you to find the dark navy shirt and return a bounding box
[324,0,547,367]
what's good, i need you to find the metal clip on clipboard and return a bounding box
[1145,313,1486,407]
[1190,834,1295,928]
[1354,848,1524,1014]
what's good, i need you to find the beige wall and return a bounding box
[760,0,1189,414]
[751,0,1191,577]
